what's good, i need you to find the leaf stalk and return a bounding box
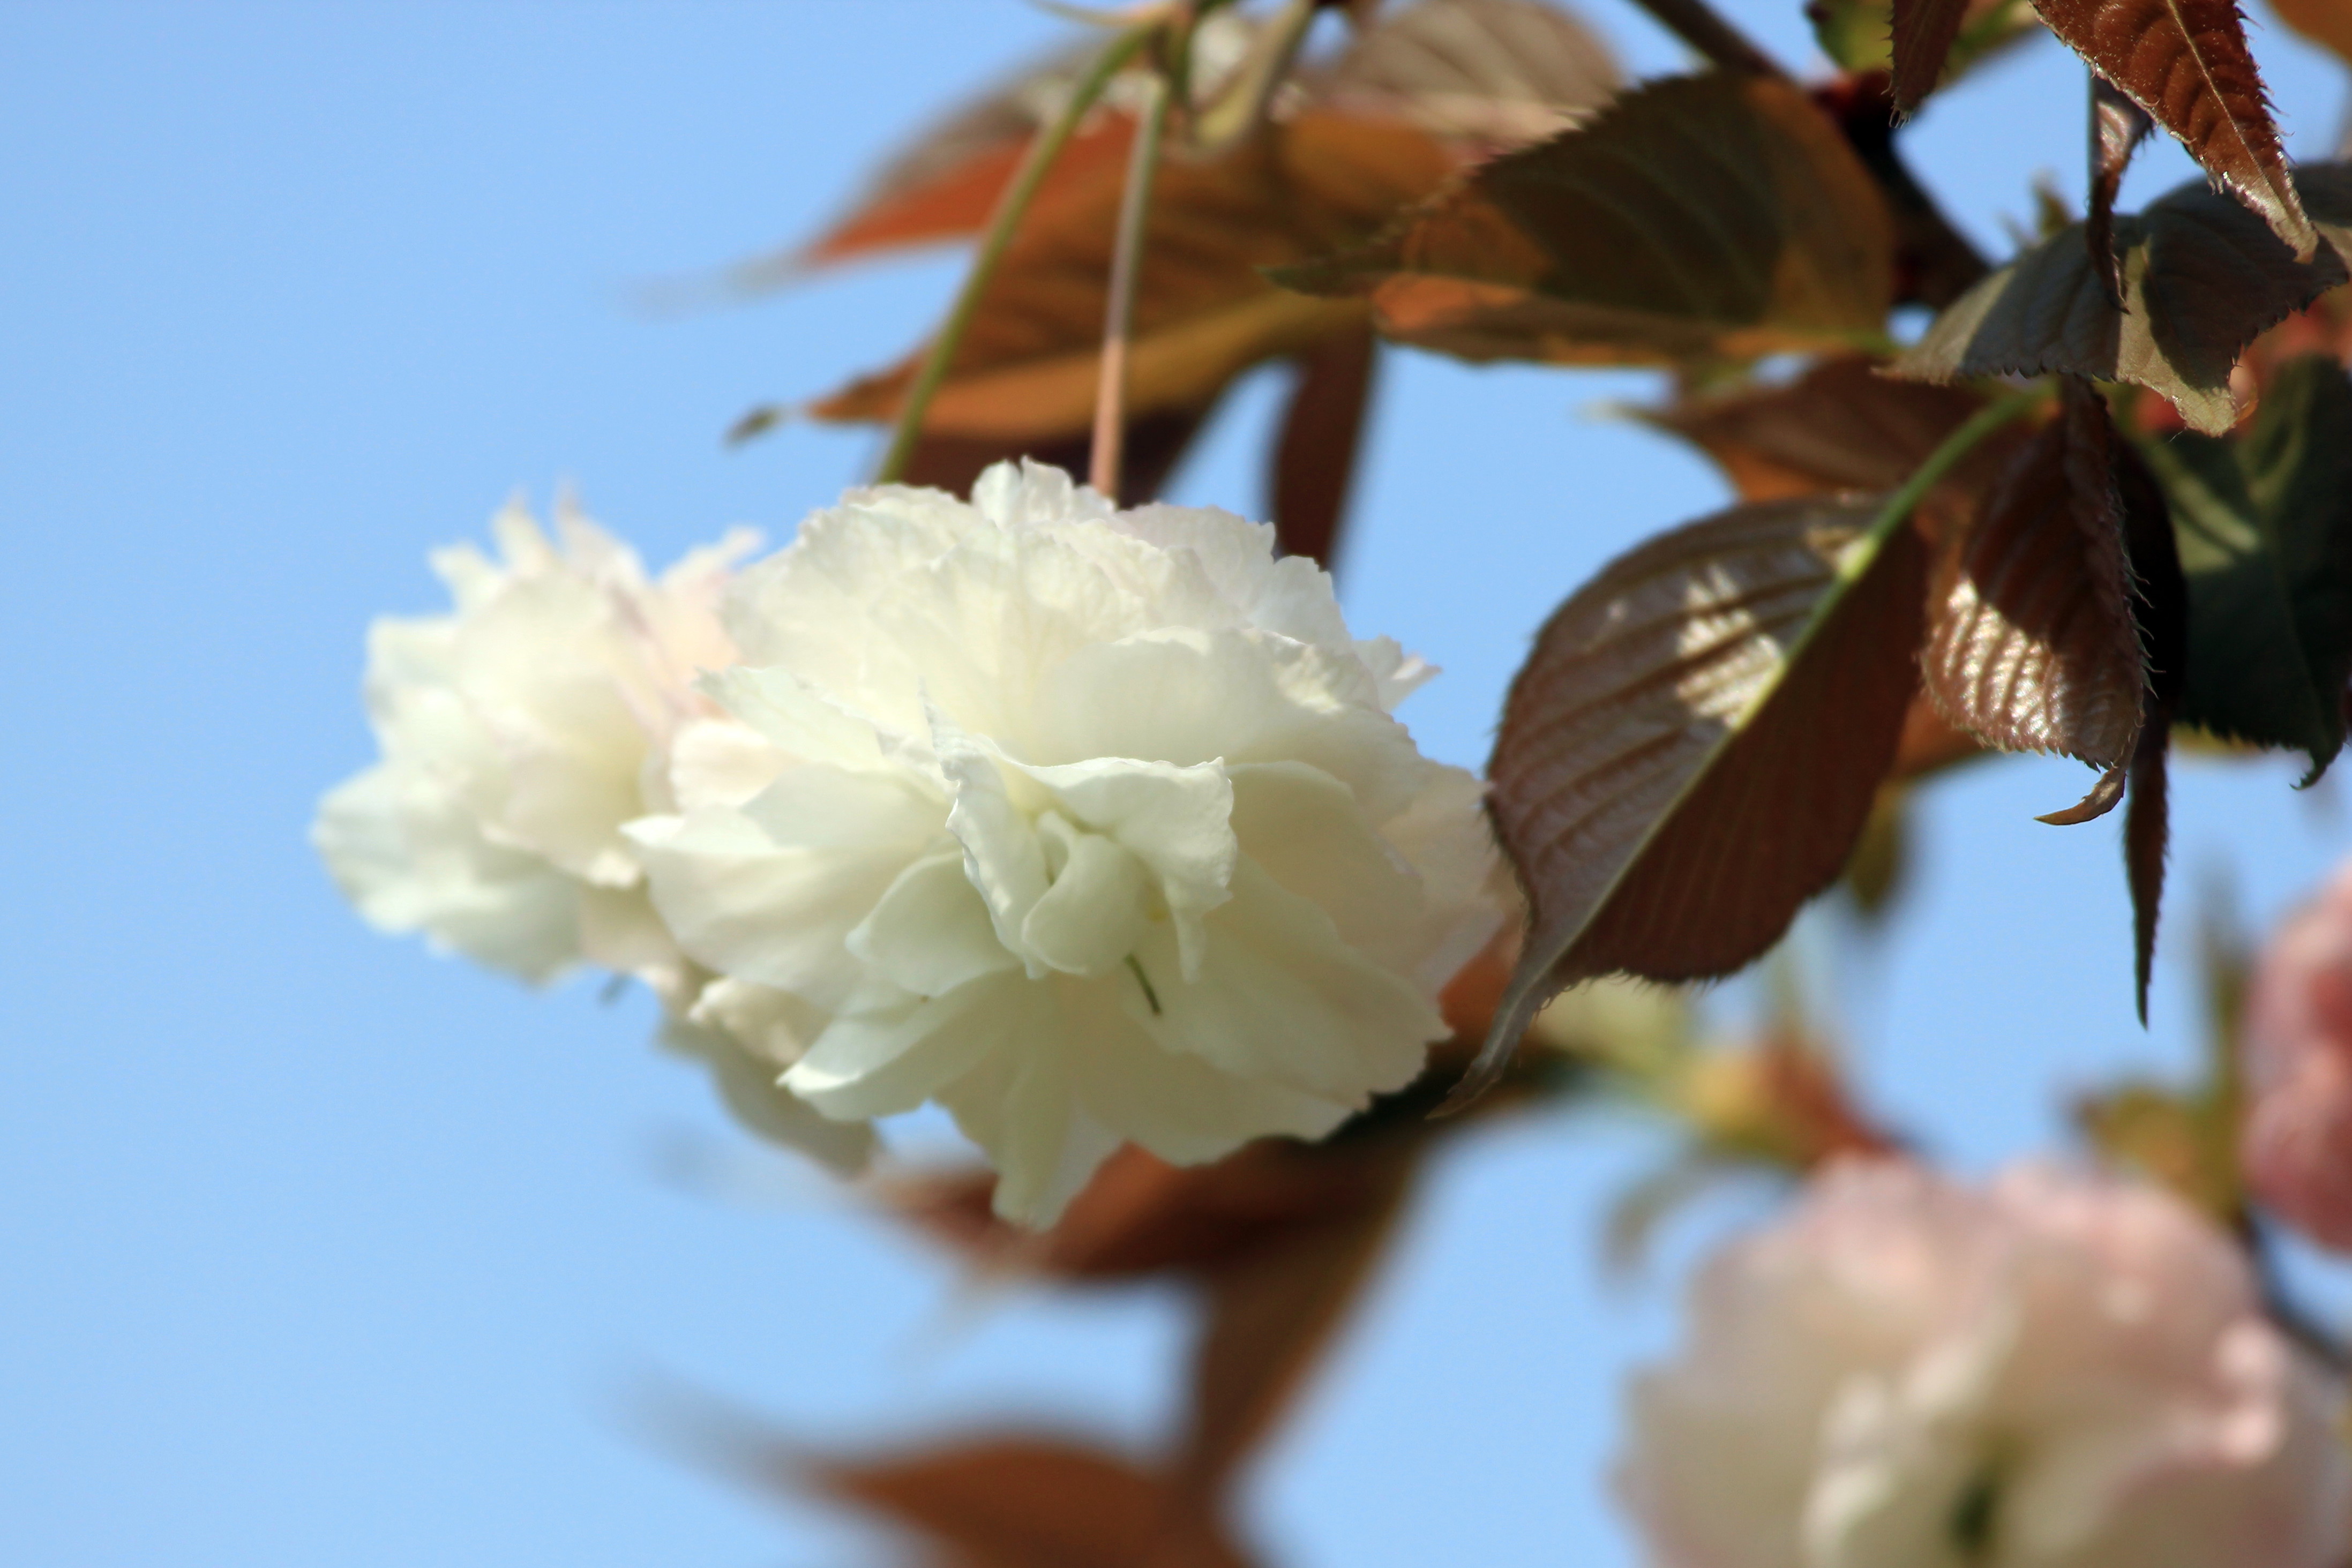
[1090,41,1178,498]
[1857,382,2051,556]
[873,23,1155,485]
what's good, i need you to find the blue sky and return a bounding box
[3,3,2349,1565]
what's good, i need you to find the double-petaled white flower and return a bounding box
[1617,1158,2351,1568]
[628,461,1502,1225]
[312,499,872,1172]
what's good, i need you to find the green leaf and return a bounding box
[1271,73,1895,366]
[2136,355,2352,778]
[1894,166,2352,435]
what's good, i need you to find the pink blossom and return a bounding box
[2243,860,2352,1252]
[1617,1158,2350,1568]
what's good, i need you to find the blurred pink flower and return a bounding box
[2243,859,2352,1252]
[1618,1158,2350,1568]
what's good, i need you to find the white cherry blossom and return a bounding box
[628,461,1502,1225]
[313,498,870,1171]
[1618,1158,2351,1568]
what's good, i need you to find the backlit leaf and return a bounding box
[2034,0,2317,257]
[1894,166,2352,434]
[1921,380,2146,817]
[1272,73,1896,366]
[1307,0,1621,151]
[1469,498,1928,1098]
[1641,355,2002,502]
[2137,354,2352,777]
[808,114,1422,438]
[796,0,1619,483]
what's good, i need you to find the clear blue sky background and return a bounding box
[4,3,2350,1565]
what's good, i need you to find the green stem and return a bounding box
[873,24,1154,485]
[1856,384,2051,558]
[1088,58,1175,498]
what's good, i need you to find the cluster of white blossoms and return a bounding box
[316,463,1504,1224]
[1619,1158,2352,1568]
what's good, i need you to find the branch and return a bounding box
[1620,0,1785,78]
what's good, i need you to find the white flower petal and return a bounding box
[1130,857,1442,1102]
[1008,751,1235,979]
[1019,814,1150,977]
[630,763,943,1007]
[847,851,1021,997]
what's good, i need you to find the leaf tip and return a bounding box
[2035,762,2129,824]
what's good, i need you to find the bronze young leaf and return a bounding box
[2137,354,2352,779]
[2268,0,2352,68]
[1269,322,1378,566]
[1271,73,1897,365]
[1469,498,1928,1102]
[1922,379,2148,821]
[813,1438,1257,1568]
[1895,166,2352,434]
[793,0,1620,541]
[1892,0,1976,112]
[2032,0,2317,258]
[1641,355,1999,501]
[1304,0,1622,153]
[2121,427,2187,1017]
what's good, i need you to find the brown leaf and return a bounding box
[812,111,1444,440]
[1466,497,1928,1100]
[2089,71,2156,303]
[2267,0,2352,66]
[817,1438,1255,1568]
[1272,73,1897,366]
[1306,0,1622,152]
[2126,721,2172,1014]
[1175,1158,1412,1497]
[1891,689,1993,776]
[2033,0,2317,257]
[1893,0,1978,111]
[2119,422,2186,1017]
[783,31,1141,273]
[1269,322,1376,567]
[1922,380,2147,818]
[1642,355,2000,501]
[793,0,1614,486]
[1894,166,2352,435]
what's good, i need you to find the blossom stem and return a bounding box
[873,24,1155,486]
[1088,38,1178,499]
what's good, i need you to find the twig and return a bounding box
[1089,50,1176,498]
[873,24,1155,485]
[1619,0,1784,78]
